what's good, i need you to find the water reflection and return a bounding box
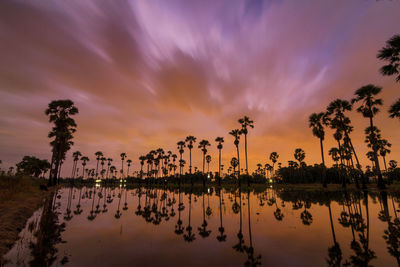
[4,186,400,266]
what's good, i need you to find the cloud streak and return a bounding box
[0,0,399,174]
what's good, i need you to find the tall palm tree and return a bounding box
[215,137,224,184]
[139,156,146,179]
[269,152,279,176]
[80,156,89,178]
[94,151,103,178]
[238,116,254,174]
[106,158,112,179]
[352,84,385,189]
[126,159,132,177]
[206,155,211,174]
[229,129,241,176]
[171,154,177,176]
[185,136,197,174]
[177,141,186,176]
[120,153,127,179]
[309,112,328,187]
[110,166,116,178]
[231,157,239,185]
[156,148,164,178]
[377,34,400,81]
[377,34,400,122]
[198,140,211,174]
[377,139,391,172]
[100,157,106,178]
[327,99,365,188]
[71,151,82,178]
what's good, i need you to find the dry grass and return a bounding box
[0,176,53,261]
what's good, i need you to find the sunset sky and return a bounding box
[0,0,399,175]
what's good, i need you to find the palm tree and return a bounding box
[269,152,279,176]
[100,157,106,178]
[71,151,82,178]
[377,34,400,122]
[377,34,400,81]
[329,147,340,166]
[377,139,391,172]
[352,84,384,189]
[326,99,365,188]
[215,137,224,185]
[109,166,116,178]
[198,140,211,174]
[231,157,239,185]
[120,153,127,179]
[389,99,400,120]
[126,159,132,177]
[177,141,185,176]
[294,148,305,165]
[238,116,254,174]
[94,151,103,178]
[185,136,197,174]
[309,112,328,187]
[80,156,89,178]
[106,158,112,179]
[171,154,177,176]
[139,156,146,179]
[206,155,211,174]
[229,129,241,176]
[156,148,164,178]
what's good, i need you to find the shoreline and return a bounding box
[0,177,55,264]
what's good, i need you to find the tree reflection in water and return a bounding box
[12,185,400,266]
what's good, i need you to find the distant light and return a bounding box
[207,174,210,179]
[95,179,102,183]
[269,179,273,183]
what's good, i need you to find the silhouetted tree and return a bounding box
[238,116,254,175]
[229,129,241,176]
[352,84,385,189]
[46,100,78,185]
[309,112,328,187]
[215,137,224,185]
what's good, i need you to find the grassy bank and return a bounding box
[0,176,53,263]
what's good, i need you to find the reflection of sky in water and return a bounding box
[5,187,399,266]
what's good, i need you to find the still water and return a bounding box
[4,185,400,266]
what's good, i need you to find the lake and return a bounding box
[4,185,400,266]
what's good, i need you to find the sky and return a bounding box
[0,0,399,175]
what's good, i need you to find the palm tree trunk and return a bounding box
[328,202,336,244]
[218,149,221,186]
[369,117,384,189]
[96,159,99,178]
[71,160,76,179]
[245,133,248,174]
[320,138,327,188]
[203,153,205,174]
[189,148,192,174]
[337,140,346,188]
[344,131,366,189]
[383,156,387,172]
[236,145,241,176]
